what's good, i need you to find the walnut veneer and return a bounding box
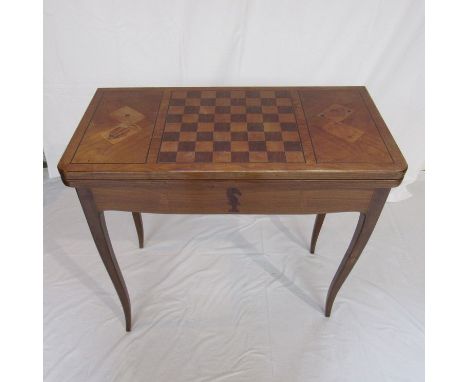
[58,86,407,331]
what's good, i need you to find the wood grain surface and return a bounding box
[89,180,375,215]
[57,86,407,329]
[58,86,407,184]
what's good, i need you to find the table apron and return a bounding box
[88,180,375,214]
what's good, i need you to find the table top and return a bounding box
[58,86,407,183]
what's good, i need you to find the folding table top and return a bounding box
[58,86,407,183]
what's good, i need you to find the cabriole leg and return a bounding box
[132,212,144,249]
[76,188,132,331]
[325,189,390,317]
[310,213,326,254]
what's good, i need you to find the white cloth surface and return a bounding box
[43,0,424,201]
[44,173,424,381]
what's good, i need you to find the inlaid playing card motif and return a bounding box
[101,123,142,144]
[317,103,365,144]
[110,106,145,124]
[318,104,354,122]
[321,121,364,143]
[99,106,146,144]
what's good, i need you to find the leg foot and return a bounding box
[77,188,132,331]
[310,213,325,254]
[325,189,390,317]
[132,212,144,249]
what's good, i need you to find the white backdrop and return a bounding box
[44,0,424,193]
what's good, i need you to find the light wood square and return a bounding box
[285,151,305,163]
[248,132,265,141]
[282,131,300,141]
[197,123,214,132]
[246,98,261,106]
[199,106,215,114]
[278,114,296,123]
[176,151,195,162]
[213,152,231,162]
[201,90,216,98]
[262,106,278,114]
[266,141,284,151]
[276,98,292,106]
[171,91,187,99]
[195,141,213,151]
[231,123,248,132]
[263,123,281,132]
[214,132,231,141]
[231,106,246,114]
[185,98,201,106]
[249,152,268,162]
[230,90,245,98]
[168,106,184,115]
[246,114,263,123]
[160,141,178,152]
[182,114,199,123]
[231,141,249,151]
[215,98,230,106]
[179,132,197,141]
[164,123,182,132]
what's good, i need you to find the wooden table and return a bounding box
[58,86,407,331]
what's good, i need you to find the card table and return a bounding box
[58,86,407,331]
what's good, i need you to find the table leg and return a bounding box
[325,188,390,317]
[132,212,144,249]
[76,188,132,331]
[310,214,326,254]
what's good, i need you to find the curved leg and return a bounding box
[325,189,390,317]
[310,213,326,254]
[77,188,132,331]
[132,212,144,249]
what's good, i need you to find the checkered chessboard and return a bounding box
[157,89,305,163]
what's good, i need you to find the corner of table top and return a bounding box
[56,85,408,189]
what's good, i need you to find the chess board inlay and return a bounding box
[157,90,305,163]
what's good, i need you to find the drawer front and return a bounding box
[91,180,374,214]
